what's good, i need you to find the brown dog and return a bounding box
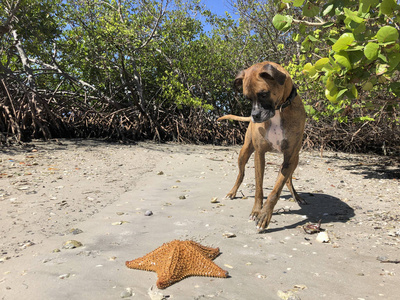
[218,62,306,231]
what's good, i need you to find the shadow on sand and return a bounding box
[260,192,355,233]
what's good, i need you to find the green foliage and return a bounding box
[2,0,398,148]
[273,0,400,123]
[272,14,293,31]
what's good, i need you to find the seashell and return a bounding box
[69,228,83,235]
[148,286,167,300]
[120,287,134,298]
[210,197,219,203]
[59,273,70,279]
[277,290,300,300]
[224,264,233,269]
[223,232,236,238]
[62,240,83,249]
[316,231,330,243]
[0,256,11,262]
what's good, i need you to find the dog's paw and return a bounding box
[249,214,257,221]
[255,211,272,231]
[249,207,262,221]
[224,192,236,199]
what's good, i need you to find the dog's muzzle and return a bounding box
[251,108,275,123]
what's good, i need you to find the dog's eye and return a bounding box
[257,91,270,100]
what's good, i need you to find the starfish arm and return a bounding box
[125,242,174,272]
[125,254,158,272]
[156,245,182,289]
[189,241,221,260]
[182,246,229,278]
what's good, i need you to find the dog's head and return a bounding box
[234,62,289,123]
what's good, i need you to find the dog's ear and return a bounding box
[260,64,286,85]
[234,70,245,91]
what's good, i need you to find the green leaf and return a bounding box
[362,81,374,91]
[314,57,330,70]
[299,23,306,35]
[322,22,334,28]
[349,50,364,66]
[355,116,375,122]
[293,0,305,7]
[303,63,316,77]
[301,37,311,51]
[376,63,389,75]
[337,89,348,99]
[378,52,388,63]
[389,82,400,96]
[334,52,352,69]
[293,33,300,42]
[326,76,335,91]
[350,84,358,99]
[380,0,397,15]
[322,4,334,16]
[353,22,366,38]
[364,42,380,60]
[376,26,399,44]
[332,33,355,52]
[272,14,293,31]
[334,107,344,114]
[304,104,316,115]
[325,87,338,103]
[308,35,318,42]
[344,8,364,23]
[359,0,379,13]
[303,2,319,18]
[346,45,364,51]
[388,52,400,71]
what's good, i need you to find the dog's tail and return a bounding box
[217,115,251,122]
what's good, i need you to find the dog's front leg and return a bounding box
[256,156,295,230]
[250,150,265,221]
[226,130,254,199]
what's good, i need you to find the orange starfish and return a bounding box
[125,240,229,289]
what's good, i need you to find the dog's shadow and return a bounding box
[259,192,355,233]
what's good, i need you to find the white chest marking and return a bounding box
[266,111,284,152]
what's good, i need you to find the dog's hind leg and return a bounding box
[225,127,254,199]
[286,177,306,205]
[285,154,307,205]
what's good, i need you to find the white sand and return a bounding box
[1,140,399,299]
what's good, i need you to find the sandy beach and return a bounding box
[1,139,399,299]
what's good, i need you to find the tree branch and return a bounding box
[1,0,21,36]
[12,29,35,86]
[292,18,330,27]
[136,0,169,51]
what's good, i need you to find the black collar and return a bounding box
[276,85,297,111]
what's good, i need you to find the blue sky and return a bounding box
[199,0,237,32]
[202,0,233,16]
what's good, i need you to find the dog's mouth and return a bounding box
[251,108,275,123]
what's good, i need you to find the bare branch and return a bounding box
[1,0,21,35]
[292,18,329,27]
[136,0,169,51]
[11,29,34,86]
